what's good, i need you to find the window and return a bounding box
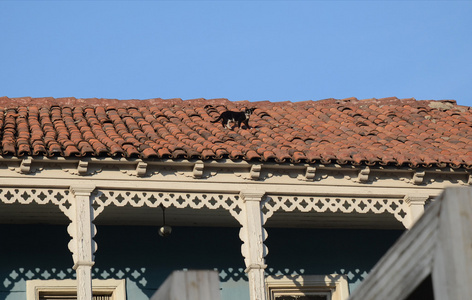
[26,279,126,300]
[266,275,349,300]
[273,294,330,300]
[38,292,112,300]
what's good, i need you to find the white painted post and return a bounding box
[432,187,472,300]
[240,190,267,300]
[70,185,96,300]
[404,194,429,228]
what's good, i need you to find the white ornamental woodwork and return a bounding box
[0,187,70,207]
[262,195,410,227]
[69,185,97,300]
[91,190,243,221]
[239,190,267,300]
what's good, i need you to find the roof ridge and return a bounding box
[0,96,460,109]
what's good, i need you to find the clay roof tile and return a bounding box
[0,97,470,168]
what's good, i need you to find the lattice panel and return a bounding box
[262,195,408,225]
[0,187,72,215]
[0,188,69,205]
[92,190,243,222]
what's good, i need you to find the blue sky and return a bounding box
[1,1,471,106]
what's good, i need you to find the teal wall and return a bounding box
[0,224,403,299]
[265,227,404,291]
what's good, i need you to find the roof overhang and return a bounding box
[0,157,468,229]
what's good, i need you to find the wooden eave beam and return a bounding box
[0,156,468,174]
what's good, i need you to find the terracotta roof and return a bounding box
[0,96,471,168]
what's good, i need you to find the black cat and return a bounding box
[211,108,255,129]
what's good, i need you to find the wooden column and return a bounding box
[240,190,267,300]
[70,185,96,300]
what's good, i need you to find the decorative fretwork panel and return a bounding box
[0,187,411,227]
[262,195,408,226]
[0,187,72,215]
[91,190,243,222]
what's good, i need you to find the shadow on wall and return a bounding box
[0,266,249,300]
[0,225,403,299]
[264,227,404,292]
[0,225,249,300]
[0,265,369,300]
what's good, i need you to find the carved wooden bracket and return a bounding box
[412,171,426,185]
[193,161,204,178]
[305,166,316,181]
[136,161,148,177]
[250,164,262,180]
[19,157,32,174]
[358,167,370,183]
[77,160,89,176]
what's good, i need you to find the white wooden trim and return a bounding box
[26,279,126,300]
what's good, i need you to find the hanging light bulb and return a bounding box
[159,204,172,237]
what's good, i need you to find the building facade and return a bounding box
[0,96,471,300]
